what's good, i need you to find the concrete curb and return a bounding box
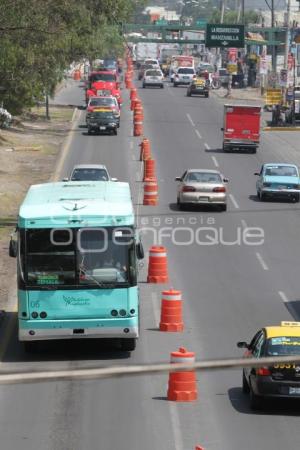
[263,127,300,131]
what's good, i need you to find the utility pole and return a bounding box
[241,0,245,24]
[284,0,291,70]
[271,0,276,72]
[220,0,225,24]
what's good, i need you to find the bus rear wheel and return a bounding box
[121,338,136,352]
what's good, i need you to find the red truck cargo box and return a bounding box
[222,104,261,153]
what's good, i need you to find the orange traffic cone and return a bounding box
[167,347,197,402]
[159,289,184,332]
[195,446,205,450]
[147,246,169,283]
[139,138,151,161]
[143,178,158,205]
[143,158,156,181]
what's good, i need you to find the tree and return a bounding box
[0,0,144,114]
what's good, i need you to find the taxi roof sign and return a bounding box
[281,321,300,327]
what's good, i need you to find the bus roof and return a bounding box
[18,181,134,228]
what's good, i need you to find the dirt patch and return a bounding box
[0,106,74,310]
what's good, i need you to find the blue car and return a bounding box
[255,163,300,202]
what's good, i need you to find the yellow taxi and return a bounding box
[186,77,209,98]
[237,321,300,410]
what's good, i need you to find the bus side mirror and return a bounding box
[220,127,224,131]
[136,242,144,260]
[9,239,17,257]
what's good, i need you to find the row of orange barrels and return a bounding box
[125,58,158,206]
[125,55,205,450]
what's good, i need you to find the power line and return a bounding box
[1,354,300,384]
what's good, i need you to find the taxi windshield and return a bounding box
[90,98,112,106]
[266,336,300,356]
[92,98,114,107]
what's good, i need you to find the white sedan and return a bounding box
[142,69,164,89]
[176,169,228,211]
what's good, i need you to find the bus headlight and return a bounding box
[119,309,126,316]
[111,309,118,316]
[31,312,38,319]
[40,311,47,319]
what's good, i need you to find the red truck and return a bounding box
[221,104,261,153]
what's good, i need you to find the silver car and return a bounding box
[176,169,228,210]
[142,69,164,88]
[173,67,196,86]
[63,164,117,182]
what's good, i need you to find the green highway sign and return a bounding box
[205,24,245,48]
[155,19,168,25]
[195,19,207,27]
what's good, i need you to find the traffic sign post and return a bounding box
[205,24,245,48]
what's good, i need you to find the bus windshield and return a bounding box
[24,227,134,287]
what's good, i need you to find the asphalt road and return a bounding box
[1,77,300,450]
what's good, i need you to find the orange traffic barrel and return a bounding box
[159,289,184,332]
[139,138,151,161]
[134,108,144,121]
[143,158,156,181]
[135,103,144,115]
[73,70,81,81]
[143,177,158,205]
[147,246,169,283]
[133,110,143,124]
[134,98,142,109]
[130,88,137,100]
[134,120,143,136]
[167,347,197,402]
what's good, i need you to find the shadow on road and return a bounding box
[168,202,224,213]
[1,314,131,363]
[228,387,300,416]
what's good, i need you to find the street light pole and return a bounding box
[271,0,276,72]
[284,0,291,70]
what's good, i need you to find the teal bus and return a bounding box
[9,181,144,352]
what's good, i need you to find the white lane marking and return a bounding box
[151,292,160,328]
[204,142,210,150]
[229,194,239,209]
[166,84,175,96]
[211,156,219,167]
[241,219,248,229]
[278,291,289,303]
[71,108,77,122]
[256,252,269,271]
[195,129,202,139]
[135,164,145,218]
[130,141,134,150]
[131,153,135,161]
[186,113,195,127]
[169,403,184,450]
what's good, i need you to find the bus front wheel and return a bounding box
[121,338,136,352]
